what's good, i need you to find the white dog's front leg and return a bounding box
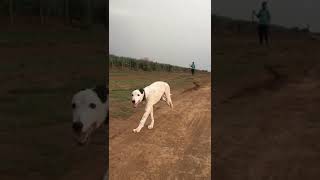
[133,106,152,133]
[148,107,154,129]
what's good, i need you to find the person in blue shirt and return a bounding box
[253,1,271,45]
[190,61,195,75]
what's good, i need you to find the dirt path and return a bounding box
[214,63,320,179]
[109,79,211,179]
[213,30,320,179]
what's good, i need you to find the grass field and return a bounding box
[0,26,106,180]
[109,70,208,120]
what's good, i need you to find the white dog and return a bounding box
[131,81,173,133]
[72,85,108,145]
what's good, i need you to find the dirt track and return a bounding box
[109,79,211,179]
[213,31,320,179]
[214,66,320,180]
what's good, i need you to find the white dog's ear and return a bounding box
[138,88,144,94]
[93,85,107,103]
[104,112,109,125]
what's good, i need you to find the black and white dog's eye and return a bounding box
[89,103,96,109]
[72,103,76,109]
[132,94,133,96]
[138,94,140,96]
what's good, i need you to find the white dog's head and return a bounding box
[131,88,145,108]
[72,85,108,145]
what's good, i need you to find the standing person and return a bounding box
[253,1,271,45]
[190,61,196,75]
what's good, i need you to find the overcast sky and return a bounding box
[213,0,320,32]
[110,0,211,71]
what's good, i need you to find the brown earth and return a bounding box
[109,75,211,179]
[213,31,320,179]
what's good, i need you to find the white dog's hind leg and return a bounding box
[148,107,154,129]
[161,94,167,101]
[133,105,152,133]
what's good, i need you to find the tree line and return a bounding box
[109,54,208,73]
[0,0,106,27]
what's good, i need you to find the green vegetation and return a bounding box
[110,54,208,73]
[109,54,188,72]
[0,0,106,27]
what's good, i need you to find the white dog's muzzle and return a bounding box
[72,85,108,145]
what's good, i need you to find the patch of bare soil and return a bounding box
[109,79,211,179]
[213,34,320,179]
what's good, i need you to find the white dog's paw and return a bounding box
[148,125,153,129]
[133,128,141,133]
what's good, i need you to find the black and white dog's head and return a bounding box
[131,88,144,108]
[72,85,108,145]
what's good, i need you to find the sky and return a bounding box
[109,0,211,71]
[213,0,320,32]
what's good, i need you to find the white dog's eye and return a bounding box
[89,103,96,109]
[72,103,76,109]
[132,94,133,96]
[138,94,140,96]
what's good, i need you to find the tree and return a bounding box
[86,0,92,27]
[9,0,14,24]
[105,0,109,28]
[64,0,69,24]
[39,0,44,24]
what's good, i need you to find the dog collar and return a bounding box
[143,90,146,101]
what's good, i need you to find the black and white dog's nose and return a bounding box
[72,121,83,132]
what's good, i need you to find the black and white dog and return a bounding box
[131,81,173,133]
[72,85,108,145]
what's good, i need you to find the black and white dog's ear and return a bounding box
[138,88,144,94]
[104,112,109,125]
[93,85,107,103]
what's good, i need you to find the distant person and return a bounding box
[253,1,271,45]
[190,62,195,75]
